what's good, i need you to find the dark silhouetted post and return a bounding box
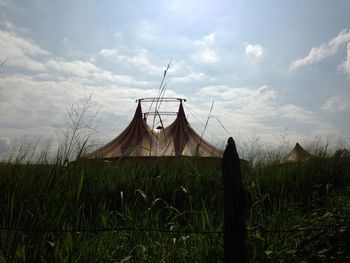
[222,137,248,263]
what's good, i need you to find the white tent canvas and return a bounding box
[88,101,223,159]
[282,143,314,163]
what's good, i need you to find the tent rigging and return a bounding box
[137,97,186,103]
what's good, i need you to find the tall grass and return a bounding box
[0,146,350,262]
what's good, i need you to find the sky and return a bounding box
[0,0,350,154]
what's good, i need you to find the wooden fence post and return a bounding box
[222,137,248,263]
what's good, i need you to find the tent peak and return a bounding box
[177,101,186,118]
[281,142,314,163]
[294,143,306,152]
[133,100,142,118]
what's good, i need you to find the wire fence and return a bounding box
[0,225,349,234]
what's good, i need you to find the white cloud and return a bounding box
[191,85,283,144]
[329,29,350,50]
[245,44,264,59]
[0,29,49,58]
[0,71,187,151]
[253,85,277,102]
[198,85,277,119]
[0,28,163,149]
[98,47,163,76]
[99,49,118,58]
[46,59,99,77]
[0,13,347,150]
[195,33,216,46]
[168,0,182,11]
[171,72,207,83]
[0,27,181,149]
[290,29,350,70]
[114,31,124,42]
[0,29,143,84]
[322,96,348,112]
[167,0,205,16]
[277,104,318,124]
[0,29,49,71]
[199,85,251,101]
[0,137,11,154]
[135,21,157,41]
[191,33,219,64]
[340,42,350,74]
[92,70,148,86]
[199,85,276,103]
[8,56,46,71]
[196,85,331,143]
[0,0,9,6]
[1,21,30,35]
[202,33,215,45]
[193,48,220,64]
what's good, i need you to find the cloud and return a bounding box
[171,72,207,83]
[0,0,9,6]
[197,85,330,142]
[0,74,229,148]
[322,96,348,112]
[99,49,118,58]
[193,48,220,64]
[8,56,46,71]
[0,28,165,149]
[191,32,219,64]
[340,42,350,75]
[0,137,10,154]
[135,21,157,41]
[198,85,277,119]
[0,15,346,149]
[168,0,185,11]
[1,21,30,35]
[199,85,276,103]
[202,33,215,45]
[46,58,147,86]
[290,29,350,70]
[245,44,264,59]
[0,29,49,71]
[46,59,99,77]
[0,29,49,58]
[277,104,318,124]
[0,72,182,145]
[98,47,164,76]
[0,29,148,86]
[195,33,216,46]
[191,85,284,143]
[0,25,185,147]
[114,31,124,42]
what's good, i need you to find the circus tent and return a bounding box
[88,99,223,158]
[281,143,314,163]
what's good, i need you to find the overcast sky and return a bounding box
[1,0,350,154]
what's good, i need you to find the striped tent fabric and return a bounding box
[281,143,314,163]
[88,101,223,158]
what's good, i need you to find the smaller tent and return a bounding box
[281,143,314,163]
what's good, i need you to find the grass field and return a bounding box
[0,151,350,262]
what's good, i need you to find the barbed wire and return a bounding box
[246,225,350,233]
[0,225,349,234]
[0,226,222,234]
